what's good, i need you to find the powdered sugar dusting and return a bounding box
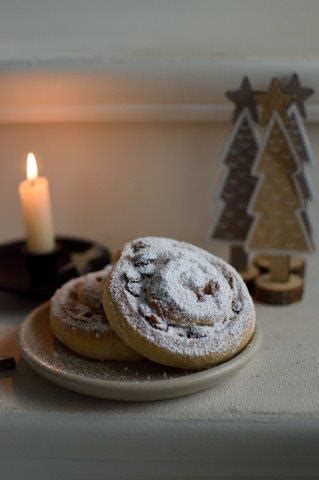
[51,267,112,336]
[108,237,255,359]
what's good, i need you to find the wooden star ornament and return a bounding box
[226,76,260,123]
[282,73,314,118]
[254,78,293,126]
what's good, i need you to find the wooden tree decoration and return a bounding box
[286,104,316,250]
[254,77,315,279]
[247,113,313,303]
[286,104,314,191]
[254,78,293,126]
[211,108,259,273]
[282,73,314,119]
[226,76,260,123]
[255,102,316,275]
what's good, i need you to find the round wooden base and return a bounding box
[254,255,305,277]
[239,264,259,293]
[254,273,304,305]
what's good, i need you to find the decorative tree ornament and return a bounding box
[226,76,260,123]
[247,112,313,254]
[282,73,314,118]
[247,112,313,304]
[254,94,316,278]
[211,108,259,279]
[212,75,315,303]
[286,104,314,165]
[285,104,316,251]
[255,78,293,126]
[286,104,315,201]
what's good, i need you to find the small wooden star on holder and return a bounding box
[254,78,293,126]
[282,73,314,118]
[226,76,260,123]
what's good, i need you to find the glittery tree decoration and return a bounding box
[247,113,313,283]
[211,74,315,302]
[211,108,259,271]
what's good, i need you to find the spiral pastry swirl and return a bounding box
[50,268,142,361]
[104,237,256,369]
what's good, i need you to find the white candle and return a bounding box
[19,152,55,254]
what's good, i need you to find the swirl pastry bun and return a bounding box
[104,237,256,370]
[50,267,142,361]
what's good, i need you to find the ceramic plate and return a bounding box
[18,302,262,401]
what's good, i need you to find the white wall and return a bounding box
[0,122,224,253]
[1,122,318,257]
[1,0,319,64]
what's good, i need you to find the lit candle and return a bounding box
[19,153,55,254]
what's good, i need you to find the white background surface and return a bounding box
[2,0,319,62]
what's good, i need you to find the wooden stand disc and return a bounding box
[254,273,304,305]
[290,257,306,277]
[239,264,259,293]
[254,255,305,277]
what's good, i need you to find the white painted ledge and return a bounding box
[1,1,319,123]
[0,57,318,123]
[1,103,319,124]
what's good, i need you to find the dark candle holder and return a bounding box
[0,236,111,299]
[25,248,59,288]
[0,357,16,373]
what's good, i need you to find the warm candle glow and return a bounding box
[26,152,38,180]
[20,151,55,253]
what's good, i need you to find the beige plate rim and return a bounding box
[17,302,262,401]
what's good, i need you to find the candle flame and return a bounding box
[26,152,38,180]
